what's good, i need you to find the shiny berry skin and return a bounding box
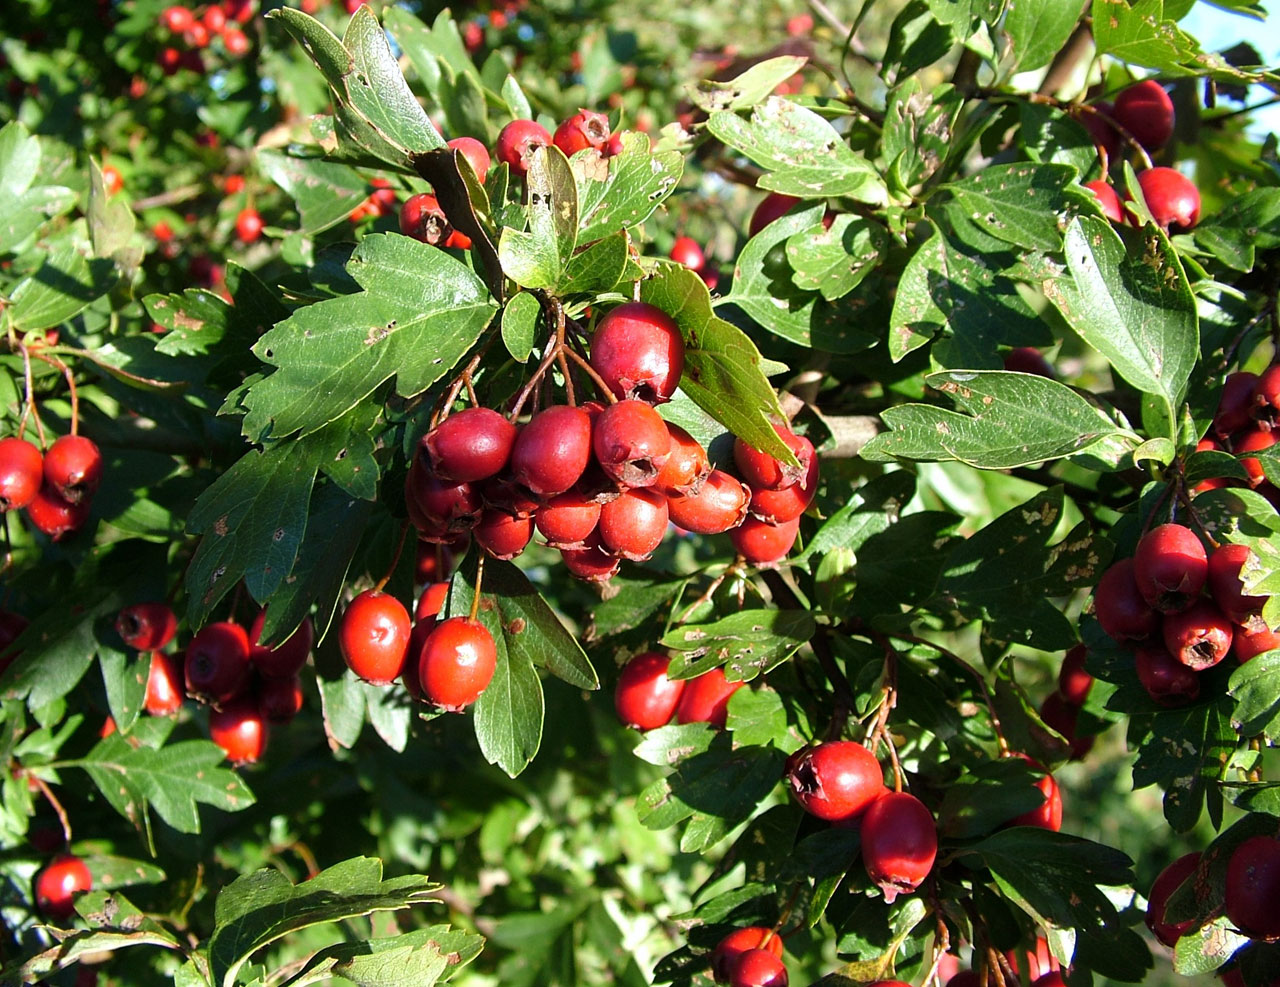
[473,508,533,560]
[592,399,671,487]
[1235,624,1279,663]
[203,4,226,33]
[248,611,313,679]
[734,424,814,491]
[160,5,195,33]
[1135,645,1201,705]
[590,302,684,404]
[510,405,593,497]
[35,854,92,920]
[668,469,750,535]
[1084,180,1124,224]
[418,616,496,711]
[862,790,937,903]
[535,491,601,549]
[1163,600,1233,670]
[1225,835,1280,940]
[1138,167,1200,231]
[748,193,800,237]
[448,136,490,182]
[1113,79,1175,150]
[257,674,303,724]
[560,532,621,582]
[1236,427,1278,486]
[553,109,611,156]
[424,408,517,484]
[1215,372,1260,437]
[42,435,103,505]
[1146,851,1201,947]
[729,948,788,987]
[712,928,783,983]
[1208,543,1267,626]
[1039,692,1093,759]
[1008,755,1062,831]
[670,236,706,271]
[750,453,819,524]
[415,580,450,626]
[405,457,481,535]
[185,621,252,705]
[223,26,250,56]
[27,484,91,540]
[1134,524,1208,613]
[1058,643,1092,706]
[399,193,452,246]
[1094,558,1158,640]
[144,651,184,716]
[234,207,263,244]
[598,487,668,560]
[675,667,743,730]
[656,424,710,497]
[116,602,178,652]
[0,438,43,511]
[787,740,883,821]
[614,652,685,730]
[209,698,268,764]
[340,591,411,685]
[495,119,552,177]
[730,516,800,565]
[1003,346,1058,378]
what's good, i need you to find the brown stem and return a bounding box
[373,521,411,594]
[432,349,485,428]
[130,183,204,212]
[508,339,563,421]
[16,343,46,449]
[31,773,72,845]
[562,347,618,404]
[33,352,78,436]
[469,553,485,622]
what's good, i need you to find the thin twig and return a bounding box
[469,553,485,622]
[373,521,411,594]
[31,774,71,845]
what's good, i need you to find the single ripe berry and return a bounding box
[248,611,313,679]
[223,26,250,56]
[553,109,611,156]
[561,532,621,582]
[415,580,450,627]
[418,616,496,711]
[656,424,710,497]
[34,854,92,920]
[590,302,684,404]
[510,405,594,497]
[473,508,533,560]
[160,5,195,33]
[670,236,706,272]
[1133,523,1208,613]
[668,469,750,534]
[27,484,91,540]
[787,740,884,821]
[728,948,788,987]
[1234,624,1279,663]
[1094,558,1158,640]
[748,192,801,237]
[592,399,671,488]
[1162,600,1233,670]
[424,408,517,484]
[1146,851,1201,947]
[203,4,227,33]
[144,651,184,716]
[712,928,784,983]
[1003,346,1058,378]
[209,698,268,764]
[734,425,815,492]
[535,490,601,548]
[598,487,668,561]
[495,119,553,177]
[257,674,304,724]
[340,590,411,685]
[0,438,43,511]
[184,621,252,705]
[1039,692,1093,760]
[674,667,743,730]
[448,136,491,183]
[730,516,800,565]
[1113,79,1175,150]
[399,193,453,246]
[1208,543,1267,627]
[1058,643,1092,706]
[1135,645,1201,706]
[1236,427,1278,487]
[1084,180,1124,224]
[1214,372,1260,437]
[1007,755,1063,831]
[614,652,685,730]
[749,453,819,524]
[235,207,263,244]
[42,435,103,505]
[1137,167,1201,232]
[116,602,178,652]
[1225,835,1280,940]
[1254,364,1280,428]
[861,790,937,903]
[404,457,481,536]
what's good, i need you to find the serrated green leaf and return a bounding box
[660,610,814,682]
[258,149,368,236]
[1003,0,1082,72]
[294,924,485,987]
[98,646,146,737]
[1132,700,1236,832]
[786,214,889,301]
[575,132,682,244]
[498,144,577,289]
[945,163,1089,253]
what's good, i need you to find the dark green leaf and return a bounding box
[1194,188,1280,270]
[10,241,118,332]
[1003,0,1083,72]
[1229,652,1280,739]
[1132,700,1236,832]
[660,610,814,683]
[559,229,629,294]
[937,758,1053,838]
[848,512,960,619]
[945,164,1089,253]
[296,924,485,986]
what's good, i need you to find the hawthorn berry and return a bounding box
[185,620,252,705]
[553,109,611,156]
[1208,543,1267,627]
[447,136,491,182]
[405,457,482,535]
[861,790,938,902]
[668,469,750,534]
[748,192,800,237]
[209,698,268,764]
[728,948,788,987]
[340,590,411,685]
[1215,372,1260,437]
[1080,101,1122,163]
[473,508,534,560]
[1039,692,1093,759]
[234,207,263,244]
[1008,755,1063,831]
[26,484,91,540]
[424,408,517,484]
[202,4,226,33]
[42,435,102,505]
[415,580,450,627]
[1113,79,1175,150]
[560,532,621,582]
[1254,364,1280,427]
[1225,835,1280,940]
[117,602,178,651]
[418,616,496,711]
[34,854,92,920]
[1146,851,1201,947]
[674,667,742,730]
[257,674,304,724]
[248,611,313,679]
[399,193,452,246]
[1003,346,1058,378]
[1084,179,1124,224]
[160,5,195,33]
[510,405,593,497]
[0,437,43,511]
[1137,167,1200,231]
[590,302,684,404]
[1094,558,1159,640]
[1058,643,1092,706]
[712,928,783,983]
[734,425,814,491]
[749,453,819,524]
[655,423,710,497]
[670,236,706,271]
[1135,645,1201,706]
[787,740,883,821]
[534,490,601,548]
[223,26,250,57]
[1236,427,1277,487]
[495,119,552,177]
[730,516,800,565]
[592,399,671,487]
[614,652,685,730]
[1162,600,1233,670]
[144,651,184,716]
[1134,523,1208,613]
[1234,624,1279,663]
[598,487,668,560]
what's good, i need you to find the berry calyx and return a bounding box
[0,438,43,511]
[495,119,552,177]
[144,651,185,716]
[1162,600,1233,670]
[184,620,252,705]
[674,667,743,730]
[1113,79,1175,150]
[1133,523,1208,614]
[861,790,937,903]
[447,136,491,182]
[116,602,178,652]
[590,302,685,404]
[1146,851,1201,947]
[510,405,593,497]
[712,928,783,983]
[553,109,611,156]
[42,435,103,505]
[1137,167,1201,232]
[424,407,517,484]
[248,611,314,679]
[1225,835,1280,940]
[339,591,411,685]
[667,469,750,535]
[34,854,92,920]
[592,399,671,488]
[614,652,685,730]
[26,483,92,540]
[418,616,496,711]
[733,424,814,491]
[787,740,884,821]
[209,698,268,764]
[749,452,819,524]
[728,948,788,987]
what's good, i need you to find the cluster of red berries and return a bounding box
[1035,643,1096,762]
[1198,364,1280,501]
[709,926,788,986]
[0,434,103,541]
[614,653,743,731]
[1095,523,1274,705]
[348,177,399,225]
[669,235,719,291]
[157,2,253,75]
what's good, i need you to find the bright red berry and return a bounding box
[590,302,685,404]
[862,790,937,903]
[223,26,250,56]
[1236,427,1277,487]
[1058,643,1092,706]
[1134,524,1208,613]
[415,580,450,627]
[418,616,496,711]
[35,854,92,920]
[670,236,706,272]
[1084,180,1124,224]
[553,109,611,157]
[614,652,685,730]
[668,469,750,535]
[473,508,533,560]
[1113,79,1175,150]
[1008,755,1063,831]
[1146,851,1201,947]
[257,674,303,724]
[733,424,814,492]
[1135,645,1201,705]
[0,438,44,512]
[787,740,884,821]
[424,408,517,484]
[1137,167,1200,232]
[598,487,668,561]
[116,602,178,651]
[674,667,743,730]
[248,611,313,679]
[340,590,411,685]
[712,928,783,983]
[510,405,594,497]
[26,484,91,540]
[592,399,671,488]
[495,119,552,177]
[234,207,263,243]
[1214,372,1260,438]
[729,948,788,987]
[144,651,184,716]
[447,136,491,182]
[749,453,819,524]
[399,193,453,246]
[160,5,195,33]
[1234,624,1279,663]
[560,532,621,582]
[1208,543,1267,627]
[1162,600,1233,670]
[1225,835,1280,940]
[185,621,252,705]
[203,4,227,33]
[656,424,710,497]
[730,516,800,565]
[209,697,268,763]
[42,435,103,505]
[534,490,601,549]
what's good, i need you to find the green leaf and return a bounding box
[498,144,578,289]
[848,512,960,619]
[1003,0,1083,72]
[945,164,1089,254]
[937,759,1051,838]
[242,233,496,442]
[98,646,146,737]
[9,241,118,332]
[382,7,476,102]
[1173,916,1250,977]
[1229,652,1280,739]
[725,687,789,748]
[882,80,962,191]
[1091,0,1274,82]
[786,214,890,301]
[688,56,809,113]
[707,97,887,204]
[258,149,368,236]
[862,370,1130,469]
[0,122,76,253]
[500,290,540,363]
[584,572,684,642]
[1132,700,1237,832]
[11,926,184,984]
[1193,188,1280,271]
[87,159,140,270]
[796,471,916,564]
[294,925,485,986]
[559,229,629,295]
[208,857,440,987]
[575,132,683,244]
[660,610,814,683]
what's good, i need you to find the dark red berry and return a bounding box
[1135,645,1201,705]
[144,651,184,716]
[1225,835,1280,940]
[116,602,178,651]
[423,407,517,484]
[1146,851,1201,947]
[598,487,667,560]
[749,453,819,524]
[670,236,706,272]
[748,193,800,237]
[510,405,593,497]
[1236,427,1277,487]
[1208,543,1267,627]
[730,516,800,565]
[1234,624,1279,663]
[0,610,29,674]
[655,424,710,497]
[248,612,313,679]
[1138,167,1200,231]
[712,928,783,983]
[473,508,533,560]
[862,791,937,903]
[35,854,92,920]
[729,948,788,987]
[1094,558,1159,640]
[1134,524,1208,613]
[535,490,601,548]
[1162,600,1233,670]
[1080,101,1121,163]
[733,424,814,491]
[399,193,453,245]
[405,457,482,536]
[495,119,552,177]
[185,621,252,705]
[674,667,743,730]
[787,740,884,821]
[415,539,455,585]
[553,109,610,156]
[415,580,450,627]
[1058,643,1092,706]
[42,435,102,506]
[209,698,268,764]
[614,652,685,730]
[340,591,410,685]
[1083,180,1124,224]
[592,399,671,488]
[1112,79,1175,150]
[590,302,684,404]
[561,532,621,582]
[1039,692,1093,759]
[1003,346,1058,378]
[1215,372,1260,438]
[257,674,303,724]
[26,484,91,540]
[418,616,496,711]
[447,136,490,183]
[668,469,750,535]
[0,438,43,511]
[1254,364,1280,428]
[1007,754,1062,831]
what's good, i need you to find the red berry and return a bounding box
[787,740,883,821]
[1208,543,1267,627]
[674,667,743,730]
[748,193,800,237]
[0,438,43,511]
[560,532,621,582]
[209,698,268,764]
[668,469,750,535]
[590,302,684,404]
[1058,643,1092,706]
[447,136,490,182]
[656,424,710,497]
[339,591,411,685]
[1193,436,1230,494]
[510,405,593,497]
[669,236,706,272]
[1234,624,1279,663]
[1236,427,1277,487]
[473,508,533,560]
[1135,645,1201,705]
[160,5,195,33]
[185,621,252,705]
[1254,364,1280,428]
[861,790,937,903]
[405,457,482,535]
[729,948,788,987]
[235,207,263,244]
[592,399,671,488]
[1225,835,1280,940]
[749,453,819,524]
[712,928,783,982]
[257,674,303,724]
[424,407,517,484]
[598,487,667,561]
[26,484,91,540]
[786,13,813,34]
[144,651,184,716]
[1214,372,1260,438]
[223,26,250,56]
[733,424,814,491]
[1133,523,1208,613]
[399,192,453,246]
[495,119,552,177]
[1094,558,1158,640]
[1137,167,1200,231]
[34,854,92,920]
[1003,346,1059,378]
[614,652,685,730]
[1113,79,1175,150]
[415,539,455,585]
[248,611,313,679]
[1006,938,1059,982]
[1162,600,1233,670]
[1039,692,1093,759]
[1146,851,1201,947]
[1007,755,1063,831]
[185,21,211,46]
[415,580,450,626]
[42,435,103,505]
[117,602,178,651]
[553,109,611,156]
[730,516,800,565]
[535,490,601,549]
[418,616,496,711]
[203,4,227,33]
[1084,180,1124,224]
